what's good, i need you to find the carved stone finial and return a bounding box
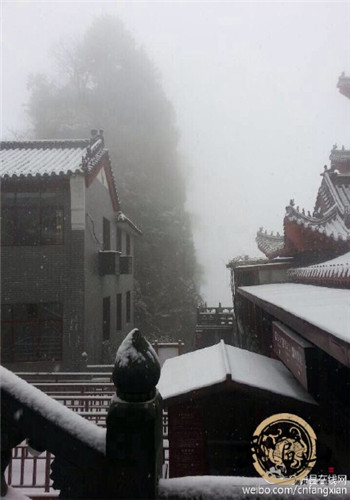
[290,199,295,207]
[113,329,161,402]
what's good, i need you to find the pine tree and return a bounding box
[27,15,201,347]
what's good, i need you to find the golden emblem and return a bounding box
[251,413,317,484]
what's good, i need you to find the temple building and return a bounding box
[227,75,350,473]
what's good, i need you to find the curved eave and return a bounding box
[256,232,285,259]
[285,204,350,243]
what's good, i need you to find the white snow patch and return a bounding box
[3,486,31,500]
[116,328,158,368]
[239,283,350,342]
[157,341,315,404]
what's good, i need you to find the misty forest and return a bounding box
[26,15,201,349]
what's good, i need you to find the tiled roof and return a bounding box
[0,136,144,230]
[256,229,285,258]
[288,251,350,287]
[285,204,350,242]
[284,167,350,243]
[257,164,350,258]
[0,138,106,178]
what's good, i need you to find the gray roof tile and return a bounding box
[0,139,105,178]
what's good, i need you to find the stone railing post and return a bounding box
[106,329,162,499]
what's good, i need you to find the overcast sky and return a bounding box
[2,1,350,304]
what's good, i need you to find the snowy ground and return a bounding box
[3,487,30,500]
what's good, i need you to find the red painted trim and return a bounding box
[85,160,104,188]
[284,218,349,254]
[85,154,120,212]
[104,160,120,212]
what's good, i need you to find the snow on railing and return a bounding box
[1,367,106,454]
[2,329,163,499]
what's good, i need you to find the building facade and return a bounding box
[1,131,141,371]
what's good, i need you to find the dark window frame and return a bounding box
[103,297,111,340]
[1,302,63,363]
[103,218,111,251]
[126,291,131,323]
[116,227,122,253]
[116,293,122,331]
[126,233,131,255]
[1,190,64,247]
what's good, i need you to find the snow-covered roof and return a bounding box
[288,251,350,286]
[0,138,106,178]
[257,163,350,258]
[285,203,350,243]
[157,341,315,404]
[256,230,285,258]
[286,164,350,242]
[239,283,350,344]
[283,167,350,245]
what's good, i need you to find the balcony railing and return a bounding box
[197,306,234,327]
